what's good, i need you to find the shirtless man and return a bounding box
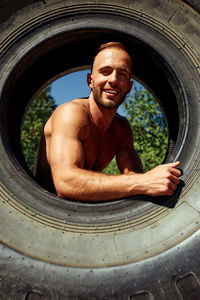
[35,42,181,202]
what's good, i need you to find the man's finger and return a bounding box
[170,175,180,185]
[169,181,178,191]
[168,161,181,168]
[171,168,182,177]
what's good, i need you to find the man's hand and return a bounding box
[141,161,181,197]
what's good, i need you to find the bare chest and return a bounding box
[83,128,118,171]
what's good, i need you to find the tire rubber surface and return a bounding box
[0,0,200,299]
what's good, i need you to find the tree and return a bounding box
[104,84,168,174]
[21,86,56,172]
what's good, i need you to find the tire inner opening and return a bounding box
[21,70,169,176]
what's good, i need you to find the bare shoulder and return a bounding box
[113,113,134,143]
[53,98,89,120]
[50,99,90,128]
[114,113,132,132]
[45,98,90,137]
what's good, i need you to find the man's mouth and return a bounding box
[104,89,119,96]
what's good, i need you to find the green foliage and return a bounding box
[104,84,168,174]
[124,84,168,171]
[103,157,120,174]
[21,86,56,172]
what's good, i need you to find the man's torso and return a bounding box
[35,99,126,191]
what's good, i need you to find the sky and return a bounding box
[51,70,90,105]
[50,69,135,116]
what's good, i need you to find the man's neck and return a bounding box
[88,94,117,134]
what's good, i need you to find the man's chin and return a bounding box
[101,100,120,110]
[93,92,123,109]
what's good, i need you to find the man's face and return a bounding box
[88,47,133,109]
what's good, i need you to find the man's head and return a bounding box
[87,42,133,110]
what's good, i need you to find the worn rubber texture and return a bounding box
[0,0,200,299]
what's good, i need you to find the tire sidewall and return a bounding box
[0,0,200,298]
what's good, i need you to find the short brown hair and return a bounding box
[91,42,132,71]
[97,42,129,54]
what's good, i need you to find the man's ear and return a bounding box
[87,73,93,89]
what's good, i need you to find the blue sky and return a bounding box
[51,70,90,105]
[50,69,136,116]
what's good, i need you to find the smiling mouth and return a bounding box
[104,89,119,96]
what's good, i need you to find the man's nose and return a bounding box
[108,70,118,84]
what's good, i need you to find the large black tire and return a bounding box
[1,0,200,299]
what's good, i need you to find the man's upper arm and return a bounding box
[48,103,86,182]
[116,118,143,174]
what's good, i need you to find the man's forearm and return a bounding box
[54,168,141,202]
[54,162,181,202]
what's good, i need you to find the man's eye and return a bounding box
[119,72,127,77]
[101,70,110,75]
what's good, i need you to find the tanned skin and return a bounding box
[35,44,181,202]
